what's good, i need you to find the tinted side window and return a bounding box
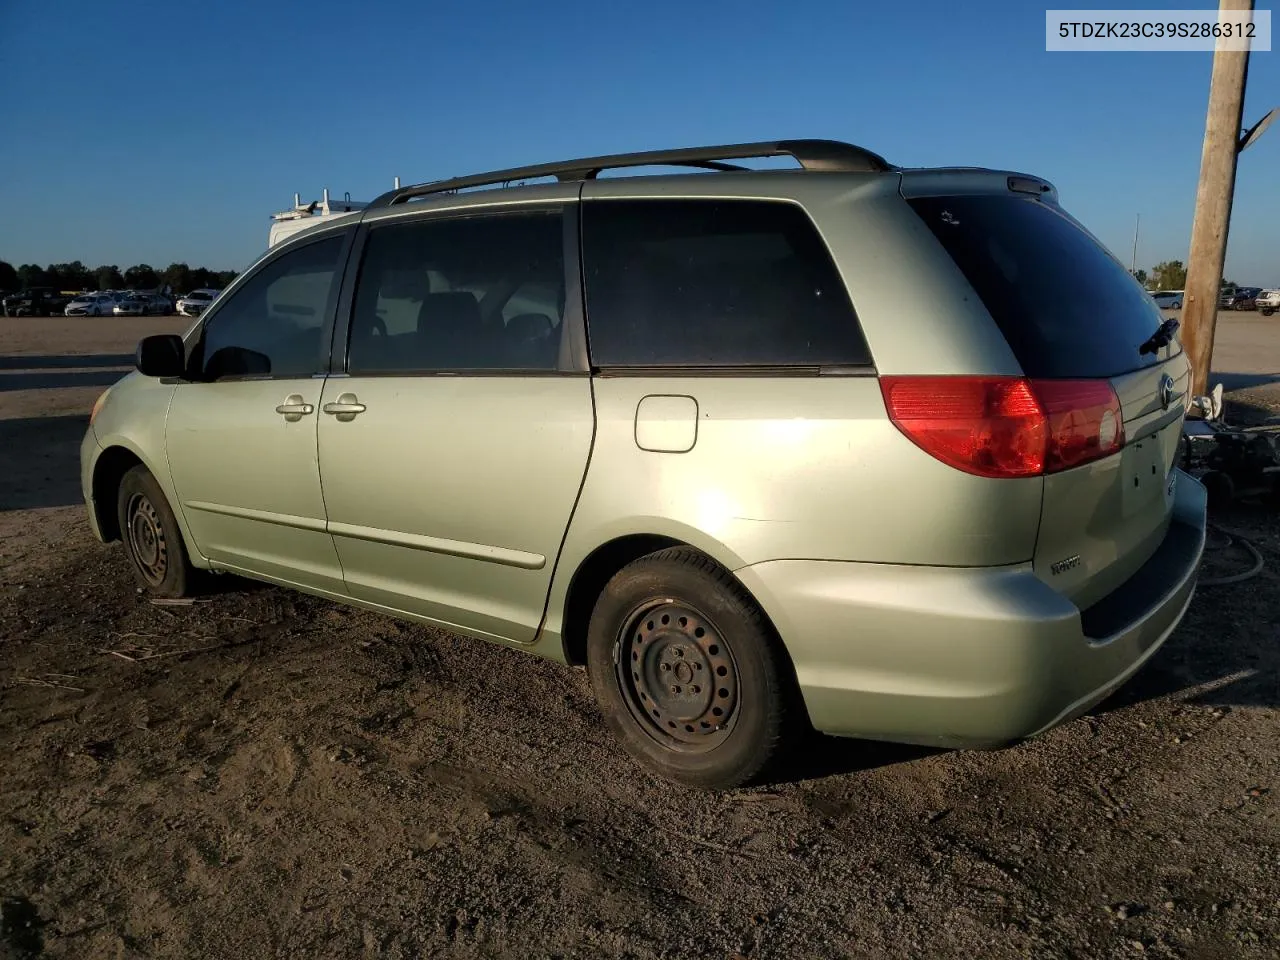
[582,199,870,367]
[347,212,564,373]
[909,195,1165,378]
[196,236,342,380]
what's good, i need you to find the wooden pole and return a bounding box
[1181,0,1253,398]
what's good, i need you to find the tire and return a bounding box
[116,465,196,598]
[1262,308,1275,317]
[586,547,804,790]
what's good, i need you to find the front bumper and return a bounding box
[81,426,105,541]
[735,470,1207,748]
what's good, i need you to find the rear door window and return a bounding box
[582,199,871,368]
[909,195,1167,379]
[346,211,565,373]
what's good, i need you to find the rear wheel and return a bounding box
[586,548,803,789]
[116,465,196,598]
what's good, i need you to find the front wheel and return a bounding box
[586,548,804,789]
[116,465,196,598]
[1262,308,1276,317]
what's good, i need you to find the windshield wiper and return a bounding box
[1139,317,1179,356]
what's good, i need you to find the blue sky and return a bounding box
[1,0,1276,282]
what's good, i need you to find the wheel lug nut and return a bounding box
[660,663,670,672]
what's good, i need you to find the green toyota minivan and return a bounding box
[82,140,1205,788]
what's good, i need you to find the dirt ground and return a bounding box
[1,314,1278,959]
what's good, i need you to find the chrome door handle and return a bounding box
[275,394,315,422]
[322,393,366,421]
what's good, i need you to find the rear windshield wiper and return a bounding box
[1139,318,1179,356]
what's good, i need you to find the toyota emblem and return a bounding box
[1159,373,1175,411]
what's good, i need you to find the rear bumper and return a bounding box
[735,470,1207,748]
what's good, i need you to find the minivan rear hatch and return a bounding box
[907,187,1188,609]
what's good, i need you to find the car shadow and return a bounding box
[0,415,90,511]
[775,732,941,785]
[0,352,135,393]
[0,353,135,370]
[1093,502,1279,714]
[1210,370,1280,392]
[0,369,130,392]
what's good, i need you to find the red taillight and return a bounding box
[1031,378,1125,472]
[880,376,1124,479]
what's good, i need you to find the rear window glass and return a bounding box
[582,199,871,367]
[909,195,1166,379]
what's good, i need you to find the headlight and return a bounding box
[90,387,112,426]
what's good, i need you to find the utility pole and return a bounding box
[1130,213,1140,274]
[1181,0,1253,398]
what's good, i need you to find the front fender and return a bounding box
[88,376,209,567]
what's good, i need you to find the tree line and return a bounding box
[1134,261,1242,292]
[0,260,238,295]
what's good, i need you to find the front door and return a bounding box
[166,232,349,593]
[317,206,594,643]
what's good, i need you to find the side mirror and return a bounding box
[135,334,185,378]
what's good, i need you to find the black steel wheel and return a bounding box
[587,548,804,790]
[125,491,168,586]
[116,464,196,598]
[616,600,740,751]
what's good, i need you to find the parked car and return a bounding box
[4,287,70,317]
[82,139,1206,789]
[1220,287,1261,310]
[64,293,119,317]
[1150,290,1183,309]
[148,293,174,315]
[1256,289,1280,317]
[175,289,220,317]
[113,294,150,317]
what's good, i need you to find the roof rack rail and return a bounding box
[368,139,894,209]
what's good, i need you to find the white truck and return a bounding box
[1256,288,1280,317]
[268,187,380,248]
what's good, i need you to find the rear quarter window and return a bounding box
[582,199,871,368]
[909,195,1166,379]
